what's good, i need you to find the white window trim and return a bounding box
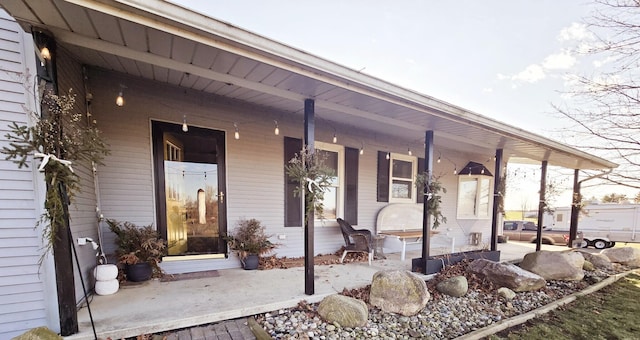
[457,175,493,219]
[388,153,417,204]
[315,142,345,225]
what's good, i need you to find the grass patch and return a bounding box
[488,272,640,340]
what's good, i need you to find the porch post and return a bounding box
[569,169,580,247]
[490,149,503,251]
[421,130,434,261]
[535,161,548,251]
[304,99,315,295]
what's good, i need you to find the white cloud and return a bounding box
[542,51,576,70]
[512,64,546,83]
[557,22,593,42]
[482,87,493,93]
[593,55,616,68]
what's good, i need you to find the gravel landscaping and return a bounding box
[255,261,627,339]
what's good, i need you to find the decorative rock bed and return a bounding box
[255,250,634,339]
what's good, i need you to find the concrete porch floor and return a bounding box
[66,242,570,340]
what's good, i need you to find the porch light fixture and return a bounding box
[274,120,279,136]
[234,122,240,140]
[115,84,126,107]
[182,115,188,132]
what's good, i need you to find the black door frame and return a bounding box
[151,120,228,254]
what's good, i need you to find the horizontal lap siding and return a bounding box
[0,10,51,339]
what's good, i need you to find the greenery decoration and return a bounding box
[415,172,447,229]
[1,88,109,253]
[224,218,277,259]
[284,146,335,221]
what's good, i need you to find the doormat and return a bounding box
[160,270,220,282]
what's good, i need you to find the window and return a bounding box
[457,175,492,218]
[503,222,517,230]
[315,142,344,222]
[556,213,564,222]
[389,154,417,203]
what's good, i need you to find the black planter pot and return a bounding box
[126,262,153,282]
[412,250,501,275]
[242,254,259,270]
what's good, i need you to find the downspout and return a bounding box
[569,168,613,247]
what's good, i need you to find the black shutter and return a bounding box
[344,147,359,225]
[377,151,390,202]
[417,157,425,204]
[284,137,303,227]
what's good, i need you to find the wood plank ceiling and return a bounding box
[0,0,617,171]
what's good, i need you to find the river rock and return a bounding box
[436,275,468,297]
[497,287,516,300]
[11,327,62,340]
[576,251,614,270]
[468,259,546,292]
[602,247,640,268]
[369,270,430,316]
[519,250,585,281]
[317,294,368,328]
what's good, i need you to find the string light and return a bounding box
[386,152,390,160]
[40,46,51,60]
[359,143,364,155]
[182,115,188,132]
[115,84,126,107]
[234,122,240,140]
[453,167,458,175]
[274,120,279,136]
[407,147,412,156]
[332,133,337,144]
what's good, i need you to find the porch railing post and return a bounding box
[421,130,434,262]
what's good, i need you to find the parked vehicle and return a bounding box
[544,204,640,249]
[502,220,580,246]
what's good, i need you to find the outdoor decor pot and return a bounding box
[94,264,119,295]
[242,254,259,270]
[126,262,153,282]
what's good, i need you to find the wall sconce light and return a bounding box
[115,84,126,107]
[274,120,279,136]
[234,122,240,140]
[182,115,188,132]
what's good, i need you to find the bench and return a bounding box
[376,203,452,260]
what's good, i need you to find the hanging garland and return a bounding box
[2,88,109,254]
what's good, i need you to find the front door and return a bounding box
[152,121,227,257]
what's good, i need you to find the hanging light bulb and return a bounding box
[332,133,337,144]
[386,152,390,160]
[437,156,441,163]
[274,120,279,136]
[40,46,51,60]
[481,168,485,175]
[359,147,364,155]
[182,115,188,132]
[453,167,458,175]
[115,84,126,107]
[408,147,412,156]
[234,123,240,140]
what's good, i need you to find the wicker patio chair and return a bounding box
[337,218,374,265]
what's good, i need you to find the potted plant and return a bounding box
[224,218,277,270]
[106,219,166,282]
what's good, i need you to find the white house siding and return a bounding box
[88,67,497,273]
[56,49,103,304]
[0,11,58,338]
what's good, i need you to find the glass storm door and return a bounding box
[152,121,227,257]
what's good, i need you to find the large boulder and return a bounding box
[468,259,546,292]
[11,327,62,340]
[436,275,468,297]
[602,247,640,268]
[576,251,614,270]
[317,294,368,328]
[519,251,585,281]
[369,270,430,316]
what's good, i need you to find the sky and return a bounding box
[169,0,619,209]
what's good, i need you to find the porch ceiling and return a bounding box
[0,0,617,171]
